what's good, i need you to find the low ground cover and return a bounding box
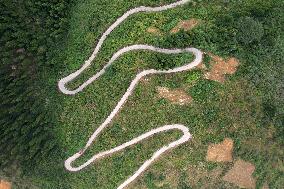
[1,0,283,188]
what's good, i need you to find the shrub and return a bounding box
[236,16,264,45]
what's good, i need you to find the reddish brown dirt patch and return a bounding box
[223,159,256,189]
[147,26,162,35]
[205,53,240,83]
[206,138,234,162]
[156,87,192,105]
[0,180,11,189]
[171,18,200,33]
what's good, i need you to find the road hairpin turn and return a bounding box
[58,0,203,188]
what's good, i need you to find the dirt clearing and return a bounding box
[171,18,200,33]
[206,138,234,162]
[204,53,240,83]
[223,159,256,188]
[156,87,192,105]
[0,180,11,189]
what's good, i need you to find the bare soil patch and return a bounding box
[204,53,240,83]
[223,159,256,189]
[171,18,200,33]
[206,138,234,162]
[0,180,11,189]
[156,87,192,105]
[146,26,162,35]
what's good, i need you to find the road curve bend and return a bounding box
[58,1,203,188]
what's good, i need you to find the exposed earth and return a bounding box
[206,138,234,162]
[223,159,256,189]
[171,18,200,33]
[156,86,193,105]
[0,180,11,189]
[204,53,240,83]
[146,26,162,36]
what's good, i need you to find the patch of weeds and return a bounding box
[274,115,284,145]
[202,106,220,125]
[152,53,178,70]
[150,53,193,70]
[186,70,203,85]
[144,171,159,189]
[161,31,192,48]
[203,53,212,69]
[188,79,220,103]
[177,172,191,189]
[205,162,219,171]
[162,19,179,33]
[156,98,168,106]
[88,12,103,33]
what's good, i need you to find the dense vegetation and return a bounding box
[1,0,283,188]
[0,0,71,187]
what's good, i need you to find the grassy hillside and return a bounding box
[1,0,283,188]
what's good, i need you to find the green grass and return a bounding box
[19,0,284,188]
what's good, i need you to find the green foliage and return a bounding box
[236,16,264,45]
[189,80,220,103]
[0,0,71,185]
[186,70,202,84]
[177,172,191,189]
[150,53,194,70]
[0,0,71,63]
[48,0,283,188]
[202,53,211,68]
[0,57,59,168]
[144,172,158,189]
[1,0,283,188]
[163,31,192,48]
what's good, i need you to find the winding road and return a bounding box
[58,0,203,188]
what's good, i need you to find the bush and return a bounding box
[236,16,264,45]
